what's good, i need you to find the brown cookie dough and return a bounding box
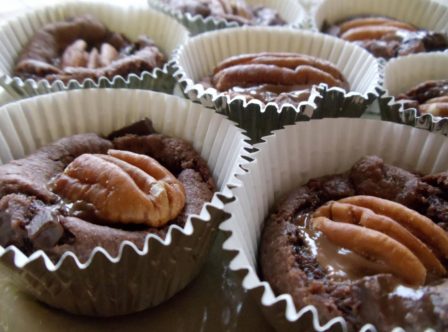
[161,0,286,26]
[0,119,215,263]
[14,15,166,83]
[200,52,349,105]
[396,80,448,117]
[323,16,448,59]
[260,156,448,331]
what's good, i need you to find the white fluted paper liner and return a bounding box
[313,0,448,33]
[220,117,448,332]
[148,0,306,36]
[0,1,189,99]
[0,88,249,317]
[379,52,448,133]
[173,26,381,141]
[0,88,15,107]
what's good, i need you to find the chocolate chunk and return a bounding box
[26,204,63,249]
[107,118,157,139]
[0,194,31,249]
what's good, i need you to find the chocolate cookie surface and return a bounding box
[323,16,448,59]
[0,119,215,263]
[14,15,166,83]
[260,156,448,331]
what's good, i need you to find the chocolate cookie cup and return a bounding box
[380,52,448,134]
[0,89,247,317]
[0,2,189,99]
[148,0,306,36]
[313,0,448,59]
[220,117,448,331]
[173,27,381,141]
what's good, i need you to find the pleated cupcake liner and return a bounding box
[0,88,250,317]
[172,26,382,142]
[147,0,307,36]
[0,1,189,99]
[220,116,448,332]
[379,52,448,134]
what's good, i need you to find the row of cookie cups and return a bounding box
[0,1,189,99]
[1,88,447,329]
[220,116,448,332]
[0,88,250,317]
[146,0,448,38]
[172,26,382,141]
[147,0,307,36]
[378,52,448,134]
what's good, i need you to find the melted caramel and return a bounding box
[296,213,394,282]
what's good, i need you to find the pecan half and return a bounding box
[312,195,448,285]
[210,52,349,92]
[61,39,89,68]
[339,17,416,35]
[99,43,119,67]
[312,216,427,286]
[51,149,185,227]
[419,102,448,116]
[341,26,406,42]
[337,17,416,42]
[315,201,446,276]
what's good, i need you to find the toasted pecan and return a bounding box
[211,52,349,92]
[315,201,446,276]
[339,196,448,259]
[52,149,186,227]
[340,25,404,41]
[339,17,416,34]
[419,103,448,116]
[312,216,427,286]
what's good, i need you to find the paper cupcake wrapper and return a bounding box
[0,88,15,107]
[379,52,448,133]
[0,88,249,317]
[173,27,381,141]
[148,0,307,36]
[0,1,189,99]
[312,0,448,32]
[220,117,448,332]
